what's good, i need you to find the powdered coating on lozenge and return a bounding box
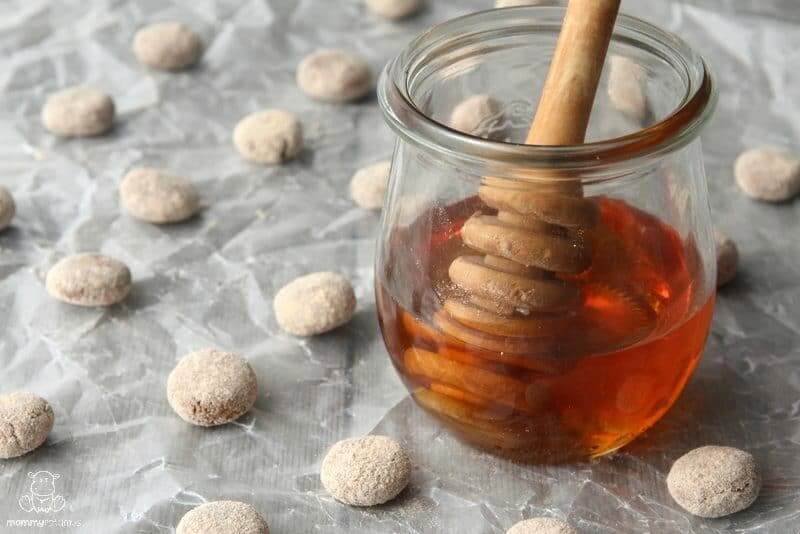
[297,49,372,103]
[350,160,391,210]
[0,392,54,459]
[321,435,411,506]
[735,146,800,202]
[667,445,760,518]
[120,167,199,224]
[133,22,203,71]
[449,94,503,138]
[176,501,269,534]
[167,349,258,427]
[274,272,356,336]
[45,254,132,306]
[0,186,15,231]
[366,0,423,19]
[41,86,115,137]
[233,110,303,164]
[715,229,739,288]
[506,518,577,534]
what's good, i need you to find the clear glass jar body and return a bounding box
[376,7,717,462]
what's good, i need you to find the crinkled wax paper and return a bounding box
[0,0,798,532]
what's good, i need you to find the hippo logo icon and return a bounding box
[18,471,66,514]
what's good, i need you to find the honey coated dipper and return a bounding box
[442,0,621,344]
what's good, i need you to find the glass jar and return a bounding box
[376,6,717,463]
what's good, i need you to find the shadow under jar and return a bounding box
[376,6,717,463]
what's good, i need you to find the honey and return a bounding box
[376,196,714,462]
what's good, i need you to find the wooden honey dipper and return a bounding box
[442,0,622,344]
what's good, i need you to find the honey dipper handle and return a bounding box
[526,0,621,145]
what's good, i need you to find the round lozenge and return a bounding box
[167,349,258,427]
[297,49,372,103]
[133,22,203,71]
[176,501,269,534]
[667,445,760,518]
[735,146,800,202]
[233,110,303,165]
[46,254,132,306]
[321,435,411,506]
[350,160,391,210]
[120,167,199,224]
[449,94,503,138]
[41,86,115,137]
[366,0,423,19]
[0,392,55,459]
[274,272,356,336]
[714,229,739,288]
[0,186,15,231]
[506,518,577,534]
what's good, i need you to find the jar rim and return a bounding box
[377,6,717,176]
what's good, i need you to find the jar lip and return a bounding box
[377,6,717,175]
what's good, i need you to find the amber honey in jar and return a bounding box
[375,6,717,462]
